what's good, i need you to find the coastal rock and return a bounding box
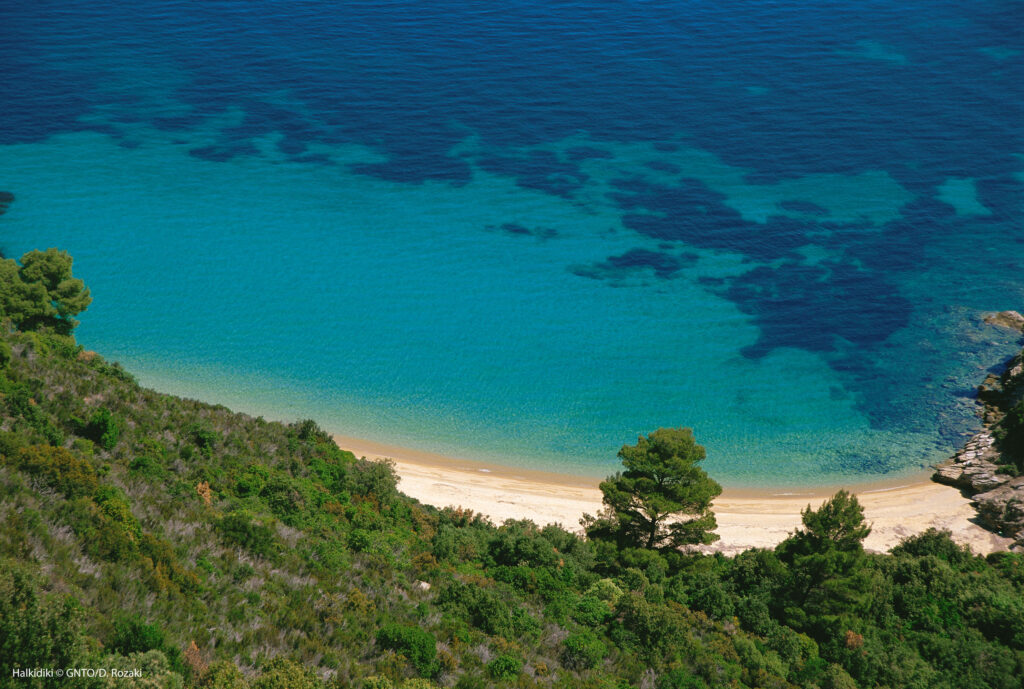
[972,476,1024,538]
[932,430,1009,492]
[983,310,1024,332]
[932,334,1024,546]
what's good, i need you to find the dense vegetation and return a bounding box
[2,267,1024,688]
[0,249,91,336]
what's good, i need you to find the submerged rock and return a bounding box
[983,310,1024,332]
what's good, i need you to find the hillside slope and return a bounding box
[2,327,1023,689]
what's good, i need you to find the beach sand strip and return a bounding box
[334,435,1013,556]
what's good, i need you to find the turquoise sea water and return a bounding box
[2,1,1022,485]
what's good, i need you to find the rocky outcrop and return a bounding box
[933,335,1024,551]
[983,310,1024,332]
[933,430,1005,492]
[973,477,1024,537]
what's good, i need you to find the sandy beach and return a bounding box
[335,435,1013,556]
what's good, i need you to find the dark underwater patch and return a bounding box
[352,151,472,185]
[721,260,912,359]
[565,146,613,162]
[0,191,14,216]
[645,160,681,174]
[290,153,334,166]
[570,248,697,283]
[607,175,919,372]
[479,151,587,198]
[975,174,1024,222]
[487,223,558,240]
[611,177,811,262]
[778,199,827,215]
[489,224,557,240]
[189,141,260,162]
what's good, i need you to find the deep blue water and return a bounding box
[1,1,1022,485]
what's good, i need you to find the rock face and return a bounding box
[933,339,1024,551]
[983,310,1024,332]
[973,477,1024,537]
[933,430,1005,492]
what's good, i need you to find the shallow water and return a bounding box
[2,1,1021,485]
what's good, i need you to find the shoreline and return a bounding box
[335,434,1014,556]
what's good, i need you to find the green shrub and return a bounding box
[573,595,612,627]
[75,407,122,450]
[110,615,167,655]
[348,528,372,552]
[102,649,184,689]
[3,382,64,445]
[187,423,218,456]
[294,419,331,444]
[129,454,167,480]
[349,458,398,504]
[251,658,320,689]
[0,562,91,681]
[13,444,98,498]
[362,678,394,689]
[201,661,250,689]
[561,631,605,670]
[0,430,26,460]
[235,465,269,497]
[486,654,522,681]
[260,474,312,520]
[216,513,276,557]
[376,623,438,677]
[656,668,710,689]
[586,578,624,605]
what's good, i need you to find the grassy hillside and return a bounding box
[2,325,1023,689]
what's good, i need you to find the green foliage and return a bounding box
[487,654,522,680]
[586,428,722,550]
[795,489,871,553]
[375,624,438,677]
[102,650,184,689]
[0,248,91,334]
[561,631,606,670]
[3,313,1024,689]
[349,458,399,504]
[293,418,331,444]
[110,615,168,656]
[200,662,249,689]
[585,578,623,605]
[573,595,613,627]
[216,512,276,557]
[187,423,219,456]
[10,444,98,498]
[1,378,64,445]
[129,454,167,480]
[250,658,320,689]
[891,527,976,567]
[0,561,91,688]
[235,465,269,497]
[362,679,439,689]
[438,580,539,639]
[348,528,373,552]
[777,492,875,636]
[74,407,123,450]
[90,485,143,561]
